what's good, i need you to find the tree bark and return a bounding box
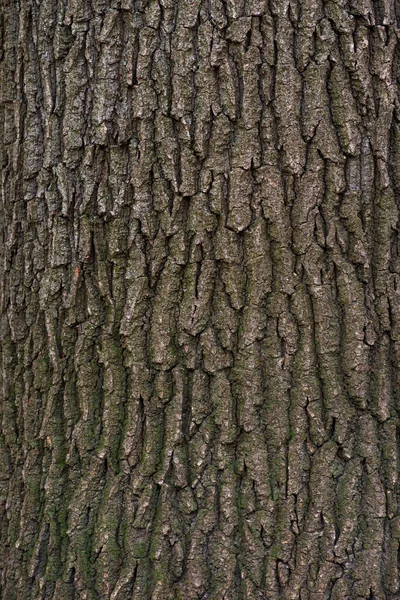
[1,0,400,599]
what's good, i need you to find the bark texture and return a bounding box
[1,0,400,599]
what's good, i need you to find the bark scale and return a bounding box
[1,0,400,599]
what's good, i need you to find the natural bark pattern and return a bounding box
[1,0,400,599]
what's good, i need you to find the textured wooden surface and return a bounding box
[1,0,400,598]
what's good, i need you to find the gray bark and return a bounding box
[1,0,400,599]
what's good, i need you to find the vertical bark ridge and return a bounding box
[1,0,400,599]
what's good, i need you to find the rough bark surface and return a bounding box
[1,0,400,599]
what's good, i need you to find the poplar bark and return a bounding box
[1,1,400,599]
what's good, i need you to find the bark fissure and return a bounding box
[1,0,400,599]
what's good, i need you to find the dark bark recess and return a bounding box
[1,0,400,598]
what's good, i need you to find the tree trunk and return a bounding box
[1,0,400,598]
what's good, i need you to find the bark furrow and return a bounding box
[1,1,400,599]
